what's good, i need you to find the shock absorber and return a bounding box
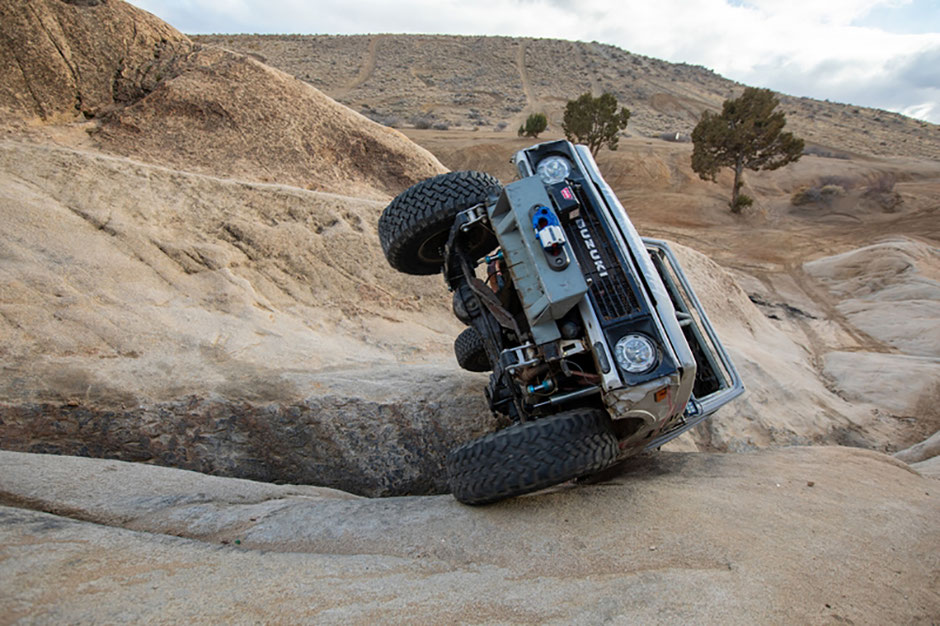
[485,250,506,292]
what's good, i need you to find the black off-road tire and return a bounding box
[452,284,480,325]
[454,327,490,372]
[446,408,620,505]
[378,171,501,275]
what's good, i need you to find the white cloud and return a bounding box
[740,0,901,25]
[903,101,938,119]
[130,0,940,122]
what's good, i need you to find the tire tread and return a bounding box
[378,171,500,275]
[454,327,490,372]
[446,409,619,505]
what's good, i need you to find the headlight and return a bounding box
[536,156,571,185]
[614,334,657,374]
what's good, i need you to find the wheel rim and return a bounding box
[416,225,492,266]
[416,229,450,265]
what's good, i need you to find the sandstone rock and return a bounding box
[1,448,937,622]
[895,430,940,465]
[825,352,939,446]
[668,245,904,452]
[0,0,446,199]
[0,139,457,382]
[0,0,192,120]
[911,454,940,479]
[0,366,494,497]
[0,449,358,527]
[804,238,940,357]
[0,139,495,496]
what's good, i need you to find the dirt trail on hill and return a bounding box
[516,39,537,114]
[335,35,382,98]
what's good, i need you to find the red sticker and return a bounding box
[561,187,574,200]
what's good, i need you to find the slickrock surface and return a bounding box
[1,448,937,623]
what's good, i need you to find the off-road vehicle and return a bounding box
[379,140,743,504]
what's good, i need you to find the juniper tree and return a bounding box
[562,92,631,156]
[691,88,804,213]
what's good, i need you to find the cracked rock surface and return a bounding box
[1,448,938,623]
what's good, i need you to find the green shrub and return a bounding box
[519,112,548,138]
[732,193,754,211]
[791,188,818,206]
[692,88,801,213]
[411,115,434,129]
[563,93,630,155]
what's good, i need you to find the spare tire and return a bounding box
[446,408,620,505]
[378,171,501,275]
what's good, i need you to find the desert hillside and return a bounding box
[194,33,940,160]
[0,1,937,621]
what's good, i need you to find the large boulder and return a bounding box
[0,0,192,120]
[0,0,446,199]
[805,238,940,357]
[0,140,487,496]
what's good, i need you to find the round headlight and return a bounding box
[614,334,657,374]
[536,156,571,185]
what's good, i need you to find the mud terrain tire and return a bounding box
[446,409,619,505]
[378,171,501,275]
[454,327,490,372]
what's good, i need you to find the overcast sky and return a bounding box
[130,0,940,123]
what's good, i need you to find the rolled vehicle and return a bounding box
[378,140,743,504]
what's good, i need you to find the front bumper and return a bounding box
[508,140,743,444]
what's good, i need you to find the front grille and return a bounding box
[564,187,640,323]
